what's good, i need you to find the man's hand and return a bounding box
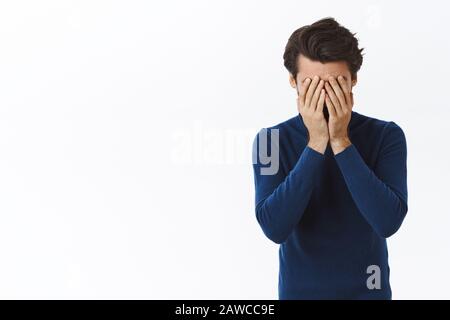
[324,75,353,155]
[297,75,328,154]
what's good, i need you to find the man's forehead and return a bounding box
[297,56,350,82]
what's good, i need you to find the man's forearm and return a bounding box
[334,143,408,238]
[255,145,325,244]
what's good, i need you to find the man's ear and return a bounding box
[289,73,297,89]
[350,75,357,106]
[289,73,300,96]
[351,75,357,88]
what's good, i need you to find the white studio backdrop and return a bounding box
[0,0,448,299]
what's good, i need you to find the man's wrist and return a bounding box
[330,136,352,155]
[307,136,329,155]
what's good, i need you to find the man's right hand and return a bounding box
[297,75,329,154]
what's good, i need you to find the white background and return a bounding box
[0,0,448,299]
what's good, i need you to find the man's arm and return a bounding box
[333,121,408,238]
[324,75,408,238]
[252,129,325,244]
[252,76,328,244]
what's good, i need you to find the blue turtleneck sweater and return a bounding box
[251,111,408,299]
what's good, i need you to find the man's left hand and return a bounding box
[324,75,354,155]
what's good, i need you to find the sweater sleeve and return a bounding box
[252,128,325,244]
[334,121,408,238]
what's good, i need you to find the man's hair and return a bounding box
[283,17,364,81]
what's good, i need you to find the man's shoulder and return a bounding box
[265,114,300,132]
[354,111,405,137]
[252,115,301,158]
[351,112,406,154]
[252,114,301,142]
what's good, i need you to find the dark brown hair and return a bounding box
[283,17,364,81]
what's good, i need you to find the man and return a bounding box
[251,17,408,299]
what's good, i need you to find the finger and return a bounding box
[325,93,337,118]
[328,76,346,113]
[337,75,352,111]
[305,75,320,109]
[316,88,325,114]
[337,76,350,101]
[325,81,342,116]
[310,79,324,111]
[298,77,311,107]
